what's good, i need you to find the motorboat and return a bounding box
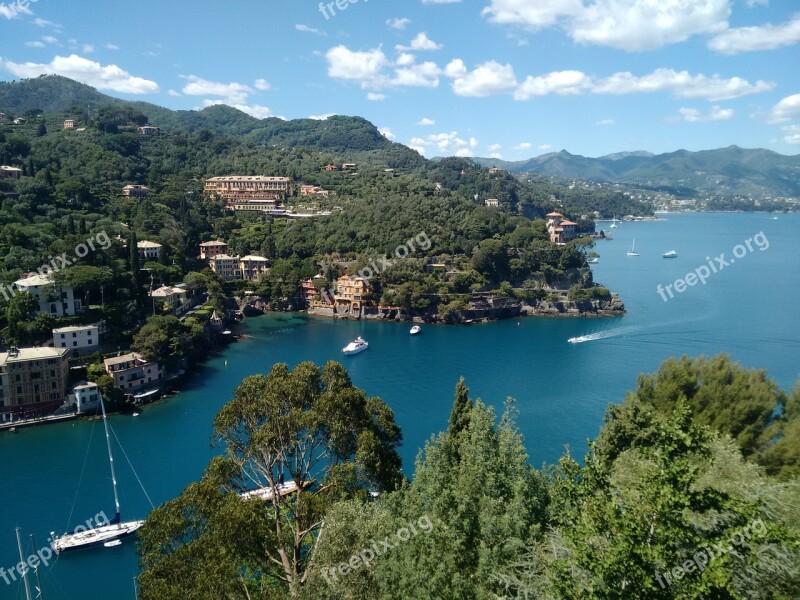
[342,337,369,355]
[662,250,677,258]
[410,325,422,335]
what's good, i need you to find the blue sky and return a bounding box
[1,0,799,158]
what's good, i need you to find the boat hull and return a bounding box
[342,345,368,355]
[51,521,144,554]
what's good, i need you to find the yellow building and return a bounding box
[204,176,293,204]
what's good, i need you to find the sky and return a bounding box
[1,0,799,159]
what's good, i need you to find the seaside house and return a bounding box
[63,119,76,129]
[149,285,190,316]
[14,273,81,317]
[122,184,150,197]
[209,254,243,281]
[0,347,70,420]
[546,212,579,245]
[199,240,228,260]
[334,275,369,316]
[103,352,164,393]
[240,255,270,281]
[300,184,330,197]
[137,240,163,261]
[66,381,103,414]
[52,324,99,355]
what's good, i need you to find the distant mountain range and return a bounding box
[2,75,798,199]
[473,147,800,199]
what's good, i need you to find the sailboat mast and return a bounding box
[30,534,44,600]
[100,395,121,520]
[15,527,32,600]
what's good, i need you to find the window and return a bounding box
[60,334,65,339]
[73,342,78,347]
[61,343,66,348]
[72,332,77,338]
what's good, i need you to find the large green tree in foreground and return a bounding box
[137,361,403,599]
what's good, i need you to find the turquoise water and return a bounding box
[1,213,798,599]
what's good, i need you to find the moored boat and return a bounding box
[342,337,369,355]
[410,325,422,335]
[662,250,677,258]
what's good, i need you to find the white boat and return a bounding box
[627,238,640,256]
[662,250,677,258]
[51,396,144,554]
[240,480,300,501]
[342,337,368,355]
[410,325,422,335]
[104,539,122,548]
[568,336,589,344]
[587,257,599,264]
[610,215,618,229]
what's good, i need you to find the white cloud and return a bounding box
[387,17,411,29]
[770,93,800,123]
[41,36,58,44]
[782,124,800,145]
[396,52,416,67]
[539,144,553,150]
[411,131,478,157]
[325,45,389,89]
[379,127,396,140]
[295,23,326,36]
[25,41,45,48]
[514,69,591,99]
[489,143,502,152]
[309,113,335,120]
[367,92,387,101]
[595,118,615,125]
[34,18,61,29]
[254,78,271,91]
[392,60,441,88]
[422,0,462,3]
[708,15,800,54]
[202,99,278,119]
[447,60,518,97]
[489,152,503,159]
[168,89,181,97]
[182,75,252,104]
[0,54,159,94]
[514,142,533,150]
[674,105,734,122]
[396,32,443,51]
[104,43,120,50]
[418,117,436,126]
[482,0,731,51]
[82,44,95,53]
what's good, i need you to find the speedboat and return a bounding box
[342,337,368,355]
[410,325,422,335]
[662,250,677,258]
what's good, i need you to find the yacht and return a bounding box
[410,325,422,335]
[610,215,619,229]
[342,337,369,355]
[627,239,640,256]
[662,250,677,258]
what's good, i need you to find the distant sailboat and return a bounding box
[662,250,677,258]
[627,239,640,256]
[610,215,619,229]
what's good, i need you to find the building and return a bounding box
[546,212,579,244]
[66,381,103,414]
[300,275,328,307]
[485,198,500,207]
[334,275,369,315]
[14,273,81,317]
[137,240,163,261]
[138,126,160,135]
[204,176,293,204]
[199,240,228,260]
[0,347,70,419]
[63,119,76,129]
[209,254,242,281]
[240,256,269,281]
[103,353,164,393]
[489,167,504,174]
[0,165,23,180]
[150,285,190,315]
[53,324,99,355]
[300,185,330,197]
[323,164,337,172]
[341,163,357,171]
[229,199,289,214]
[122,184,151,197]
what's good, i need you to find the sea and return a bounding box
[1,212,798,599]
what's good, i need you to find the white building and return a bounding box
[14,273,81,317]
[150,285,190,315]
[53,325,99,354]
[67,381,103,414]
[137,240,163,261]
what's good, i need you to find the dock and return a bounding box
[1,412,81,432]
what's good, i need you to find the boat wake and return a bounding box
[567,325,639,344]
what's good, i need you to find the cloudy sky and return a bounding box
[1,0,799,158]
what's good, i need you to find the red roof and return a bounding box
[560,220,578,226]
[546,211,563,217]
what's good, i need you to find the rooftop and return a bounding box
[199,240,227,247]
[14,273,54,287]
[53,324,98,333]
[137,241,163,249]
[206,176,290,182]
[0,346,69,365]
[103,352,144,367]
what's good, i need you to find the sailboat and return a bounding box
[610,215,619,229]
[51,396,144,553]
[627,238,640,256]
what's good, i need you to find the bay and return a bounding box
[1,212,798,599]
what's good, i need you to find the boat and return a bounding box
[240,480,301,501]
[51,396,144,554]
[610,215,618,229]
[568,336,589,344]
[104,539,122,548]
[627,239,640,256]
[662,250,677,258]
[342,337,369,355]
[587,257,599,264]
[410,325,422,335]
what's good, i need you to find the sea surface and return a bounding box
[1,212,798,599]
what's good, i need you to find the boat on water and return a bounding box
[51,396,144,554]
[610,215,619,229]
[240,480,302,501]
[410,325,422,335]
[342,337,369,355]
[627,238,640,256]
[587,257,599,264]
[662,250,677,258]
[568,336,589,344]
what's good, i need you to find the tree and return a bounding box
[5,291,39,345]
[36,121,47,137]
[137,361,404,599]
[131,315,185,367]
